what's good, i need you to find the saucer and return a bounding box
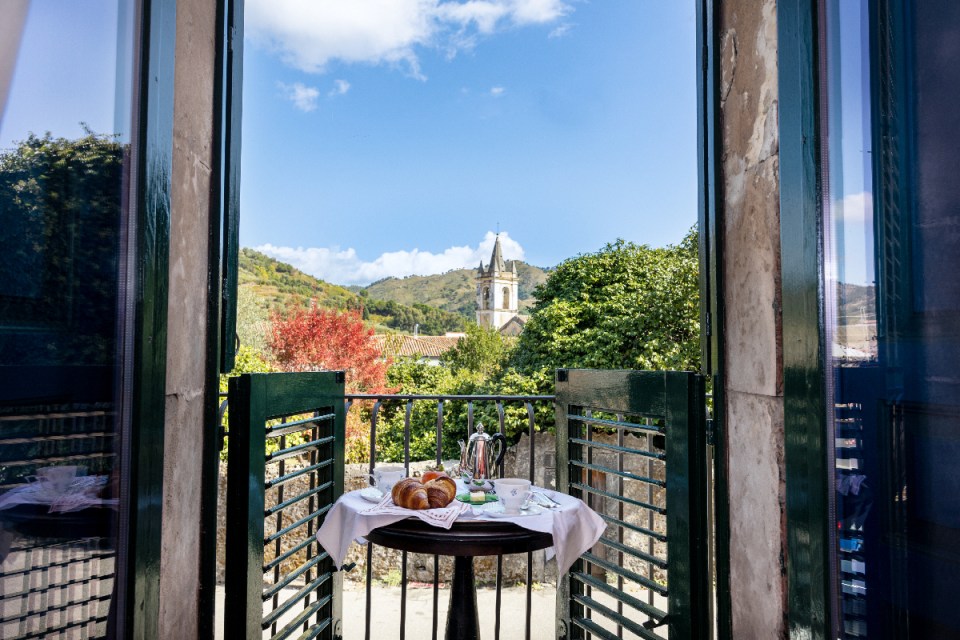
[483,503,543,518]
[359,487,384,503]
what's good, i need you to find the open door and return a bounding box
[224,371,346,640]
[555,369,709,640]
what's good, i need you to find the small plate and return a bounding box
[465,480,494,492]
[359,487,384,503]
[456,493,498,504]
[484,504,543,518]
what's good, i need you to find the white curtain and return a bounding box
[0,0,30,127]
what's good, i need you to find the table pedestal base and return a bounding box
[363,518,553,640]
[446,555,479,640]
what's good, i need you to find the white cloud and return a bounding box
[329,79,351,96]
[548,23,573,39]
[490,85,505,97]
[834,191,872,224]
[278,81,320,111]
[255,231,526,286]
[246,0,572,77]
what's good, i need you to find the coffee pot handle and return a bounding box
[491,433,507,470]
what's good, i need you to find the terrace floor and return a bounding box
[215,582,558,640]
[214,580,668,639]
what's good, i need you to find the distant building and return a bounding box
[497,315,527,336]
[371,333,462,366]
[475,235,526,333]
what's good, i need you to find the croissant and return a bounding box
[391,474,457,509]
[423,475,456,508]
[392,478,429,509]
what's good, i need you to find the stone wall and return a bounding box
[718,0,787,636]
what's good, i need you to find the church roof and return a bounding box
[498,314,528,335]
[489,235,507,273]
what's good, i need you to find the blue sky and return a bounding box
[0,2,133,149]
[0,2,698,288]
[242,0,698,285]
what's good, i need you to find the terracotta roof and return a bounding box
[372,334,462,358]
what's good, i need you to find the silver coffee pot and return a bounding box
[457,423,507,482]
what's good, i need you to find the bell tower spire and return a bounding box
[476,233,519,330]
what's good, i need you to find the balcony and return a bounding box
[217,369,707,639]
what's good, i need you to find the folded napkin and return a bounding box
[361,493,471,529]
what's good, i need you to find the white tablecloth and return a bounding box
[316,480,606,576]
[0,476,118,562]
[0,476,117,514]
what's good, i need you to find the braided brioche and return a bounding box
[391,474,456,509]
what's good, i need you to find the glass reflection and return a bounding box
[0,2,135,638]
[823,0,960,637]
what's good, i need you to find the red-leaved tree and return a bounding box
[269,305,392,394]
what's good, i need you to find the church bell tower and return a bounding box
[476,235,519,330]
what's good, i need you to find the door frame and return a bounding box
[120,0,178,637]
[696,0,731,636]
[778,1,833,638]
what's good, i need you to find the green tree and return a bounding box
[512,228,700,373]
[441,323,514,378]
[373,358,554,462]
[218,345,277,459]
[373,359,459,462]
[0,131,126,366]
[371,229,700,459]
[236,285,270,355]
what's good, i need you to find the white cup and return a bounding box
[369,466,406,495]
[496,478,533,514]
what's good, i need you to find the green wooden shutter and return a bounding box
[556,369,709,640]
[225,371,346,639]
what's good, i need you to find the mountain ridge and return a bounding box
[363,262,549,318]
[238,248,467,336]
[238,248,549,340]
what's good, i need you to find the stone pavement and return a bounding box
[216,583,559,639]
[215,580,667,639]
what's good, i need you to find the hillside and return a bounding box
[238,249,466,336]
[240,248,357,311]
[364,262,549,317]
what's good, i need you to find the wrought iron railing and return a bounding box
[220,374,712,639]
[344,393,555,640]
[219,390,557,639]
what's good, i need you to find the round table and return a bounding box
[365,518,553,640]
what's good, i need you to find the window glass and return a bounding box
[0,2,137,637]
[822,1,960,637]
